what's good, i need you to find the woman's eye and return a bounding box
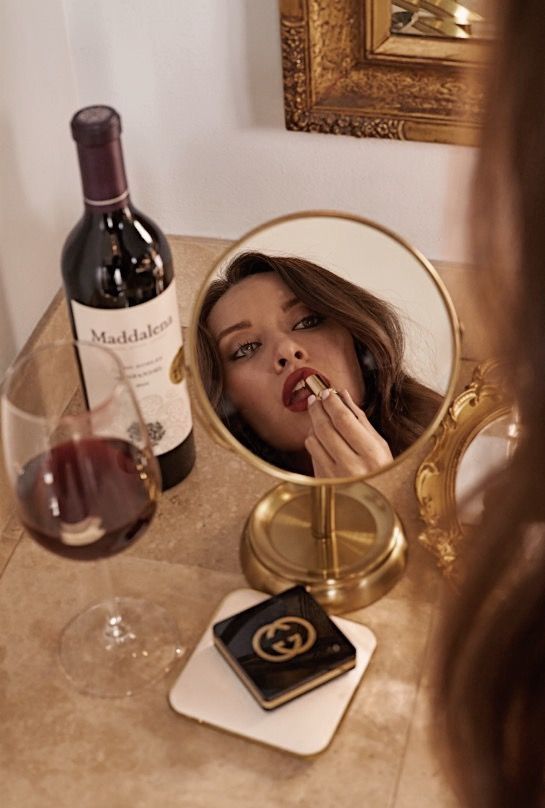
[293,314,323,330]
[231,341,260,360]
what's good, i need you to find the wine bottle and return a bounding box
[61,105,195,490]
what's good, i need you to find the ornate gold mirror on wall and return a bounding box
[280,0,490,145]
[188,211,461,612]
[416,361,514,584]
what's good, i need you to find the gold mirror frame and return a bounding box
[280,0,487,145]
[415,360,512,583]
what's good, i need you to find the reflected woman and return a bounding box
[197,252,441,477]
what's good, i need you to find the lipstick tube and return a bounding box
[304,374,328,398]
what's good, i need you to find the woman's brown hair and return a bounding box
[435,3,545,807]
[197,251,441,472]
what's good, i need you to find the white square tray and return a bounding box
[169,588,376,756]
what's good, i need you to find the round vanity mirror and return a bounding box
[188,212,461,611]
[191,212,459,484]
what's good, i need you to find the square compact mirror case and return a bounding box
[169,588,377,756]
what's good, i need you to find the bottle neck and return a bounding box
[77,138,130,214]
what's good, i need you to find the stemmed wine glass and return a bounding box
[1,340,183,697]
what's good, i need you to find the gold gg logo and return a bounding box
[252,616,317,663]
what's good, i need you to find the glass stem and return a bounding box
[100,560,133,643]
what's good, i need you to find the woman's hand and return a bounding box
[304,388,393,477]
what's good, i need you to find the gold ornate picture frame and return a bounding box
[280,0,487,145]
[415,361,512,583]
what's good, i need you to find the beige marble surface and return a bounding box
[0,234,476,808]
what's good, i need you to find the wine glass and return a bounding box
[1,340,183,697]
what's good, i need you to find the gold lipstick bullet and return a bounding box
[304,373,328,398]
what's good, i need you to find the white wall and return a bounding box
[0,0,79,377]
[0,0,475,377]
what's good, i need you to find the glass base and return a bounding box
[59,597,184,698]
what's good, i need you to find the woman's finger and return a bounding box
[305,429,371,476]
[306,398,381,475]
[319,389,393,469]
[307,396,361,464]
[337,388,364,420]
[304,433,336,477]
[319,389,376,451]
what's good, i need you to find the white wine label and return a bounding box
[71,281,192,455]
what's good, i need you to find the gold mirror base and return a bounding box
[240,482,407,614]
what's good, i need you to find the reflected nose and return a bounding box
[274,338,307,372]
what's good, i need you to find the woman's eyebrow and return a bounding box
[216,298,301,342]
[216,320,252,343]
[281,297,301,312]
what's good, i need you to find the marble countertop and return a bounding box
[0,236,467,808]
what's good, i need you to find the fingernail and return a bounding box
[308,394,317,406]
[321,388,331,401]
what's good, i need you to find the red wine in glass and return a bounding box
[16,436,158,561]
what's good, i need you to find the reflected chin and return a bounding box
[251,420,310,455]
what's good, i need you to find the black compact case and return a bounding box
[212,586,357,710]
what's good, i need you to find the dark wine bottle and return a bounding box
[61,105,195,490]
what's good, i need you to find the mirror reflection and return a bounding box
[391,0,494,40]
[456,413,518,527]
[195,215,457,480]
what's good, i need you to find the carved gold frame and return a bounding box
[280,0,487,145]
[415,361,512,583]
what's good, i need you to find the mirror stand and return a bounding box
[240,482,407,613]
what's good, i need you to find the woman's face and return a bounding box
[207,273,365,452]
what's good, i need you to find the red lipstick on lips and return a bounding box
[282,367,331,412]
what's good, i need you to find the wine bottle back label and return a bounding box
[71,282,192,455]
